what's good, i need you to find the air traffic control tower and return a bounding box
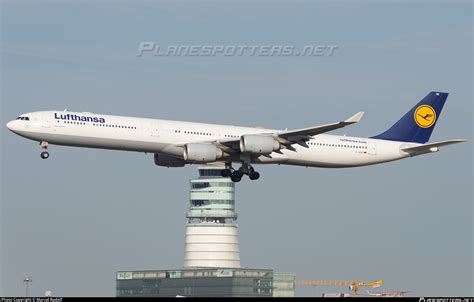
[116,164,295,297]
[184,165,240,268]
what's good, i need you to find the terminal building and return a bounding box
[116,165,295,297]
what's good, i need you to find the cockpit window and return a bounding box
[16,116,30,121]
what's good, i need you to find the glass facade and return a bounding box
[198,169,224,177]
[273,272,296,297]
[116,268,276,297]
[191,182,234,189]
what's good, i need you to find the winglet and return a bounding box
[344,111,364,124]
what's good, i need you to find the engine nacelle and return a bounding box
[183,143,223,163]
[240,134,280,154]
[154,153,186,167]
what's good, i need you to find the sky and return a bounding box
[1,0,472,297]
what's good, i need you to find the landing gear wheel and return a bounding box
[231,170,243,182]
[249,171,260,180]
[40,151,50,159]
[221,169,232,177]
[231,175,242,182]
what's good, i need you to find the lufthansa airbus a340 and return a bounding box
[6,92,465,182]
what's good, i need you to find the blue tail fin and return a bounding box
[372,92,448,144]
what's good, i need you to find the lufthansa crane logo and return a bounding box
[414,105,436,128]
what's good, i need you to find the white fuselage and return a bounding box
[6,111,413,168]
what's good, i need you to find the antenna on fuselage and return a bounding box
[63,109,67,112]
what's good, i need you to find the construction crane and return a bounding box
[350,280,384,295]
[296,279,384,295]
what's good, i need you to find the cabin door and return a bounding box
[368,141,377,155]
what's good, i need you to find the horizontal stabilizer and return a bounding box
[401,139,466,154]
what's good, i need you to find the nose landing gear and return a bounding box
[40,141,49,159]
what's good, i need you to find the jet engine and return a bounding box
[183,143,223,163]
[240,134,280,154]
[154,153,186,167]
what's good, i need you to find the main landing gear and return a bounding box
[40,141,50,159]
[221,163,260,182]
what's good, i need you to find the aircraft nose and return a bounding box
[6,120,17,131]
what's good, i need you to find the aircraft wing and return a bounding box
[271,111,364,150]
[217,111,364,153]
[401,139,466,154]
[277,111,364,141]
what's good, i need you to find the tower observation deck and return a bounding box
[183,164,240,269]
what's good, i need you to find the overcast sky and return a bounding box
[1,1,472,297]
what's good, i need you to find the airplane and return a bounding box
[366,290,410,297]
[6,91,466,182]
